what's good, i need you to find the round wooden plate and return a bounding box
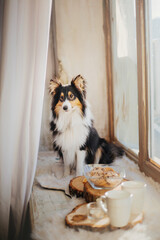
[65,203,144,232]
[69,176,128,202]
[69,176,86,197]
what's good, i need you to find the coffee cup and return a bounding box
[121,181,147,215]
[98,190,133,227]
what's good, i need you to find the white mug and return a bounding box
[98,190,133,227]
[121,181,147,215]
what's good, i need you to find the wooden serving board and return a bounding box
[65,203,144,232]
[69,175,127,202]
[84,181,127,203]
[65,203,110,232]
[69,176,87,197]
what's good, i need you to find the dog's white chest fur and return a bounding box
[52,101,93,176]
[54,109,89,151]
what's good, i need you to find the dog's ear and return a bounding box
[71,75,86,98]
[49,78,61,95]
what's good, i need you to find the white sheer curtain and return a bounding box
[0,0,52,239]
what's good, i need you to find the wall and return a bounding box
[39,0,108,151]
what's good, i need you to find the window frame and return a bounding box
[105,0,160,183]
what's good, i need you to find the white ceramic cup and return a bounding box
[121,181,147,216]
[98,190,133,227]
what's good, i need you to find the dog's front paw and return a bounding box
[64,167,70,178]
[76,169,83,177]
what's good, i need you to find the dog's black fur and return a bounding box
[80,127,124,164]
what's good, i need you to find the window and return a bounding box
[106,0,160,183]
[146,0,160,166]
[110,0,139,155]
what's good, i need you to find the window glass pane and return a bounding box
[110,0,139,154]
[146,0,160,164]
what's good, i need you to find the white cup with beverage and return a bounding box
[121,181,147,216]
[98,190,133,227]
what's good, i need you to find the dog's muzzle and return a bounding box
[62,100,71,112]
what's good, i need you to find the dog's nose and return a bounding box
[63,105,68,111]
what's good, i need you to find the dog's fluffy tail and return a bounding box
[98,138,124,164]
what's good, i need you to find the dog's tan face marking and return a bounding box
[54,95,64,115]
[70,97,83,111]
[68,91,82,110]
[67,91,83,110]
[55,102,63,115]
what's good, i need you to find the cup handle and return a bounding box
[97,196,107,213]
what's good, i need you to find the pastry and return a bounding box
[88,166,121,188]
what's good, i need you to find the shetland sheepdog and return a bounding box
[49,75,124,177]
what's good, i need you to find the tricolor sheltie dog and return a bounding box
[49,75,124,177]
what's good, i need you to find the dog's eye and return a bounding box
[68,92,75,100]
[60,95,64,102]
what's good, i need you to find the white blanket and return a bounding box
[32,152,160,240]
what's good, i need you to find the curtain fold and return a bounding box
[0,0,52,239]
